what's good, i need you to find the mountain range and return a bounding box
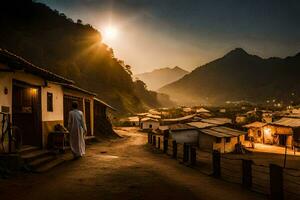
[134,66,188,91]
[159,48,300,106]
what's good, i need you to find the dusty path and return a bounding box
[0,127,266,200]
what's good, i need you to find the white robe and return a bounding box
[68,109,87,157]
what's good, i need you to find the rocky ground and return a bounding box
[0,127,266,200]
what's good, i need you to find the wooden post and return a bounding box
[158,137,161,149]
[172,140,177,159]
[148,132,151,144]
[242,159,252,188]
[163,138,168,153]
[212,150,221,178]
[153,135,156,146]
[190,147,196,166]
[269,164,283,200]
[183,143,189,162]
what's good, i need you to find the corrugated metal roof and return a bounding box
[196,108,210,113]
[162,114,196,122]
[146,114,161,119]
[128,116,139,122]
[141,117,158,122]
[94,97,117,111]
[211,127,246,137]
[201,118,232,125]
[200,126,246,138]
[187,121,217,129]
[169,123,196,131]
[201,129,229,138]
[271,117,300,128]
[244,122,267,128]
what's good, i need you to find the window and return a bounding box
[257,130,262,137]
[47,92,53,112]
[216,138,222,143]
[149,124,153,128]
[225,137,231,143]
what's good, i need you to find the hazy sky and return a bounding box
[39,0,300,74]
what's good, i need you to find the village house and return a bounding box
[140,117,160,130]
[168,124,198,144]
[197,126,246,153]
[0,49,115,153]
[244,122,267,143]
[244,117,300,150]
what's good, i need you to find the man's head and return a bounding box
[72,101,79,110]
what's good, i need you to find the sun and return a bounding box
[103,26,119,41]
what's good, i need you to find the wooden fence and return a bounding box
[147,132,300,200]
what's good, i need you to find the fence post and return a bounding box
[242,159,252,188]
[190,147,196,166]
[163,138,168,153]
[158,137,161,149]
[183,143,189,162]
[269,164,283,200]
[172,140,177,159]
[152,135,156,146]
[148,132,152,144]
[212,150,221,178]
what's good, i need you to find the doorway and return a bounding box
[12,80,42,147]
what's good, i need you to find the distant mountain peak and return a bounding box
[225,48,249,57]
[134,66,189,90]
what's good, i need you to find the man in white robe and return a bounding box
[68,101,87,158]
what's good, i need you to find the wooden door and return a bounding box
[12,81,42,147]
[84,99,91,136]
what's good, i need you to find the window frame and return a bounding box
[47,92,53,112]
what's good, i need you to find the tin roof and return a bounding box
[141,117,159,122]
[162,114,196,122]
[94,97,117,111]
[244,121,267,128]
[0,48,73,84]
[196,108,210,113]
[169,123,196,131]
[200,126,246,138]
[201,118,232,125]
[187,121,217,129]
[271,117,300,128]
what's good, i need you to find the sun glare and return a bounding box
[103,26,119,41]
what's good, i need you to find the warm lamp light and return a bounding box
[30,88,37,96]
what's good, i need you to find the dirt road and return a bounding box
[0,127,266,200]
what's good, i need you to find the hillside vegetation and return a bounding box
[0,0,173,114]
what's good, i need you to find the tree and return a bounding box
[77,19,82,24]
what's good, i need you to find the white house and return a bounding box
[140,117,160,130]
[0,49,114,152]
[198,126,246,153]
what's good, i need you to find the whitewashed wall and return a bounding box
[41,83,64,122]
[171,130,199,144]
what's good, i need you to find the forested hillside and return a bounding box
[0,0,173,114]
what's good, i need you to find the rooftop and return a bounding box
[200,126,246,138]
[0,48,73,84]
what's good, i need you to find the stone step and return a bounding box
[28,155,56,169]
[21,150,52,162]
[34,158,66,173]
[19,145,40,155]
